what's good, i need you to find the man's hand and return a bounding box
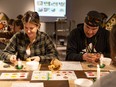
[83,53,101,63]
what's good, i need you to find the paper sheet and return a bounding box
[31,71,77,80]
[85,71,109,78]
[12,82,44,87]
[0,72,28,79]
[61,61,83,70]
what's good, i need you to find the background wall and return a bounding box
[0,0,116,34]
[66,0,116,25]
[0,0,34,19]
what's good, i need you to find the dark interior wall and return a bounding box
[66,0,116,26]
[0,0,115,23]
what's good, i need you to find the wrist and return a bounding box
[82,53,87,60]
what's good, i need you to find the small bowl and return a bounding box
[74,78,93,87]
[101,58,112,65]
[26,61,39,70]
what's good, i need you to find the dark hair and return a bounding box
[23,11,40,25]
[100,12,108,20]
[110,24,116,65]
[7,19,15,31]
[8,19,15,25]
[14,19,24,29]
[17,14,23,20]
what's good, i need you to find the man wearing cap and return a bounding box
[66,11,110,63]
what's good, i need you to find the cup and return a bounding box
[101,58,111,65]
[74,78,93,87]
[26,61,39,70]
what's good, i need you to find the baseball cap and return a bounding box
[85,11,102,27]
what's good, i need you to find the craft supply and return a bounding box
[97,64,100,80]
[100,64,105,68]
[100,54,103,65]
[100,54,106,68]
[16,59,23,69]
[47,72,50,80]
[0,72,28,79]
[88,64,96,68]
[85,71,109,78]
[3,64,10,68]
[31,71,77,80]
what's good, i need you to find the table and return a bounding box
[0,61,115,87]
[81,62,116,71]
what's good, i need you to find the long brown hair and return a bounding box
[110,24,116,65]
[23,11,40,26]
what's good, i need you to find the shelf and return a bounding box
[54,20,70,47]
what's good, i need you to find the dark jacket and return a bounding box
[66,23,110,61]
[0,31,14,39]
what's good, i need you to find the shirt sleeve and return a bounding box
[1,34,17,62]
[66,29,84,61]
[39,33,58,63]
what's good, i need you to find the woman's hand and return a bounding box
[10,55,17,64]
[26,56,40,62]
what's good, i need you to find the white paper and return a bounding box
[85,71,109,78]
[12,82,44,87]
[61,61,83,70]
[0,72,28,79]
[31,71,77,80]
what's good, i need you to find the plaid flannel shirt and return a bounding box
[1,30,58,63]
